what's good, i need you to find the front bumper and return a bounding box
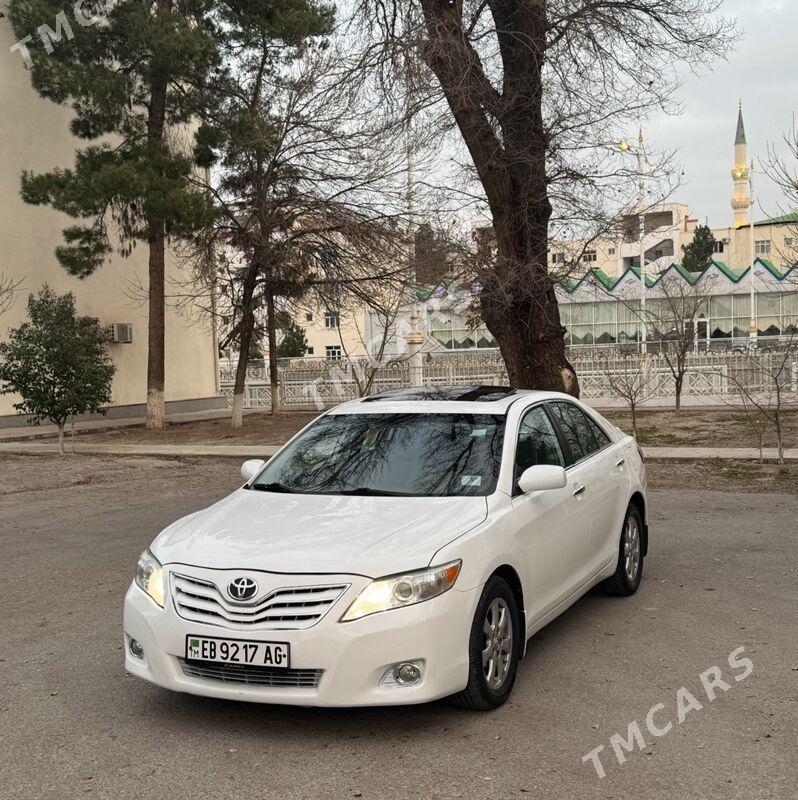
[123,569,481,707]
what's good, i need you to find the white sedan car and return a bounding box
[124,386,647,710]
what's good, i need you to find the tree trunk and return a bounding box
[57,422,65,456]
[630,403,638,439]
[146,220,167,430]
[418,0,578,396]
[231,391,245,429]
[265,287,280,415]
[481,273,578,394]
[231,264,258,429]
[674,372,684,411]
[144,7,170,431]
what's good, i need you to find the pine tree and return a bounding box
[0,287,116,454]
[681,224,717,273]
[277,320,308,358]
[7,0,332,429]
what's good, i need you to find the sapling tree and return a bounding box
[0,287,116,454]
[723,334,798,464]
[598,353,658,438]
[642,267,714,410]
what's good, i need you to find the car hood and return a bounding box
[151,488,488,577]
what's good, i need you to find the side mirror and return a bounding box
[517,464,567,494]
[241,459,266,482]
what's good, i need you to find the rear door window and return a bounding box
[548,402,610,463]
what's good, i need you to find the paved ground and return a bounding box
[0,457,796,800]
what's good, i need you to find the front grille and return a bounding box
[179,659,323,688]
[171,573,349,630]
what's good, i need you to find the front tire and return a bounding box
[600,503,644,596]
[450,575,520,710]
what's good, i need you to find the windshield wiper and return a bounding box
[336,487,407,497]
[249,482,296,494]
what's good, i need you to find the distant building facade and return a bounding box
[549,105,797,279]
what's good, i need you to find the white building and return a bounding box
[0,19,221,424]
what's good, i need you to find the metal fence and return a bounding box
[220,349,798,410]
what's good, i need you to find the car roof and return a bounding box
[327,386,574,415]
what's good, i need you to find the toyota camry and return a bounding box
[123,386,647,710]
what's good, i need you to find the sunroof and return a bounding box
[362,386,516,403]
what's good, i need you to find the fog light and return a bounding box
[394,662,421,684]
[380,660,425,688]
[129,638,144,659]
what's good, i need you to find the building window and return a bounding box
[654,249,664,260]
[785,237,794,247]
[324,312,339,328]
[306,346,314,356]
[581,250,597,263]
[607,247,616,256]
[325,345,342,360]
[755,240,771,255]
[713,241,725,254]
[429,313,497,350]
[305,312,313,322]
[551,252,565,264]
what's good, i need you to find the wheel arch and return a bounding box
[490,564,527,658]
[629,491,648,556]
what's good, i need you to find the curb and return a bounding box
[0,443,795,461]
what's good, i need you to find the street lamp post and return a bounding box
[748,160,757,348]
[621,129,651,354]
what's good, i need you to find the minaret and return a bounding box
[731,101,752,228]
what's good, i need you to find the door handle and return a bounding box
[615,458,626,467]
[572,483,586,496]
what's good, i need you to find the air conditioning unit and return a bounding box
[109,323,133,344]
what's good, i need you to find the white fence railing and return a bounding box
[220,350,798,410]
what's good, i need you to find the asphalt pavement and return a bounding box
[0,458,795,799]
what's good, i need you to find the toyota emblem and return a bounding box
[227,576,258,602]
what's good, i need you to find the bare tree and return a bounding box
[191,37,410,426]
[641,267,714,411]
[598,353,658,438]
[724,336,798,465]
[353,0,735,394]
[0,273,23,316]
[722,376,769,464]
[763,122,798,269]
[320,268,414,397]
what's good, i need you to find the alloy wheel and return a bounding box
[623,515,641,581]
[482,597,514,691]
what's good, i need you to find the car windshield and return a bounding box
[250,413,506,497]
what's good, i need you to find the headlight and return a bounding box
[135,550,165,607]
[340,560,461,622]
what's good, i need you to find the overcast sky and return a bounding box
[650,0,796,228]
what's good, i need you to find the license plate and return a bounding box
[185,635,290,668]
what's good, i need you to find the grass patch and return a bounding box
[721,467,761,481]
[635,429,691,446]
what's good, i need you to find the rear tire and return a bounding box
[450,575,520,710]
[600,503,644,596]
